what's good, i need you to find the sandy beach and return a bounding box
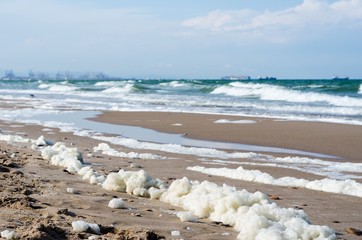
[0,110,362,239]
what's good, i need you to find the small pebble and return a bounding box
[269,195,280,200]
[67,188,80,194]
[131,213,142,217]
[346,227,362,236]
[171,230,180,236]
[130,163,142,169]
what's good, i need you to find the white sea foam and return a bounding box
[212,82,362,107]
[0,134,31,144]
[93,143,164,160]
[95,80,134,87]
[161,177,336,240]
[38,83,51,89]
[177,211,198,222]
[0,230,16,240]
[187,166,362,198]
[90,134,362,180]
[108,198,126,209]
[47,84,79,92]
[93,135,258,160]
[102,84,134,94]
[215,119,256,124]
[72,221,100,234]
[102,169,166,197]
[41,142,84,173]
[160,81,188,88]
[0,133,337,240]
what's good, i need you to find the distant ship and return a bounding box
[221,75,251,80]
[258,76,277,80]
[332,76,349,80]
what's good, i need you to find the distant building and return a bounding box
[28,70,35,79]
[4,70,15,80]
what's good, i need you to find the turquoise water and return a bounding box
[1,78,362,125]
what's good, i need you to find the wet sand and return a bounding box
[92,111,362,161]
[0,110,362,239]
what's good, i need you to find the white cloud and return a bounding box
[182,0,362,33]
[182,9,254,32]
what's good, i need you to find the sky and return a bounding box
[0,0,361,79]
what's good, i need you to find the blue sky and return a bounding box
[0,0,361,79]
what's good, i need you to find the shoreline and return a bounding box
[1,109,362,239]
[91,111,362,161]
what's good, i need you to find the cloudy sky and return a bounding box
[0,0,361,79]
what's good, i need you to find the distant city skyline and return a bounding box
[1,0,361,79]
[0,69,110,81]
[2,68,359,80]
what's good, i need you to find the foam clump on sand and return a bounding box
[33,135,53,147]
[187,166,362,198]
[33,137,336,239]
[177,211,198,222]
[1,230,16,240]
[160,177,336,240]
[41,142,84,173]
[0,134,53,147]
[94,143,164,160]
[0,134,30,144]
[41,141,106,185]
[78,166,106,185]
[72,221,100,234]
[102,169,166,198]
[108,198,126,209]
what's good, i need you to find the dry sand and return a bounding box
[0,111,362,240]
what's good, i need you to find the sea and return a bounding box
[1,78,362,125]
[1,78,362,200]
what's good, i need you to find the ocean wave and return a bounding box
[101,83,134,94]
[38,83,51,89]
[160,81,188,88]
[211,82,362,107]
[48,85,78,92]
[359,84,362,94]
[37,83,78,92]
[94,80,134,87]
